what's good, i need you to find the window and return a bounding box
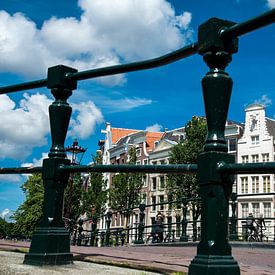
[252,154,259,163]
[262,153,269,162]
[167,195,173,210]
[241,203,248,218]
[159,195,164,211]
[176,216,181,237]
[263,176,270,193]
[228,138,237,152]
[142,175,147,187]
[151,196,156,211]
[241,155,249,163]
[251,176,259,193]
[251,135,259,145]
[241,177,248,194]
[160,159,166,164]
[141,193,147,204]
[264,202,271,218]
[136,148,141,157]
[159,176,165,189]
[152,177,157,190]
[252,203,260,218]
[143,159,148,165]
[152,161,157,165]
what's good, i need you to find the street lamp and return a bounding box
[65,139,87,165]
[64,139,87,223]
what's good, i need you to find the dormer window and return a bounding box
[251,135,259,145]
[136,148,141,157]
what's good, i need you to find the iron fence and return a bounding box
[0,7,274,275]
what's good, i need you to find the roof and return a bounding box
[111,128,139,144]
[146,132,164,151]
[161,127,185,143]
[245,103,265,112]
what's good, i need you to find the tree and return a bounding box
[0,217,14,238]
[166,116,207,240]
[109,147,143,227]
[12,174,44,237]
[82,152,108,219]
[64,173,84,222]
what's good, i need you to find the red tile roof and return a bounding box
[146,132,164,151]
[111,128,139,144]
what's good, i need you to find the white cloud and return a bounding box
[0,93,103,159]
[0,0,192,85]
[102,97,153,113]
[22,152,48,167]
[0,93,51,159]
[0,208,11,219]
[69,101,104,139]
[267,0,275,8]
[254,94,272,107]
[145,123,163,132]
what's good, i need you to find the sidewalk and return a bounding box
[0,240,275,275]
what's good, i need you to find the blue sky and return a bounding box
[0,0,274,217]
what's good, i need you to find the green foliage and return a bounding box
[64,173,84,221]
[0,217,14,237]
[12,174,44,237]
[109,147,143,220]
[82,152,108,218]
[167,116,207,226]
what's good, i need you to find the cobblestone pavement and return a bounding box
[0,240,275,275]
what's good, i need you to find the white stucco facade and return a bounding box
[237,104,275,239]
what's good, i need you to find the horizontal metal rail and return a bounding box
[220,8,275,39]
[59,164,198,174]
[0,167,42,174]
[65,43,198,81]
[217,161,275,174]
[0,9,274,95]
[0,43,197,95]
[0,79,47,95]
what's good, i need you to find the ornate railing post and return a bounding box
[229,192,238,241]
[134,203,146,244]
[24,65,77,265]
[180,197,188,242]
[189,19,240,275]
[90,216,98,246]
[105,210,112,246]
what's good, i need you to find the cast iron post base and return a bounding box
[189,255,240,275]
[24,227,73,265]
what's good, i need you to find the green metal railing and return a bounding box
[0,7,274,274]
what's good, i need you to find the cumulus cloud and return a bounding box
[0,0,192,85]
[267,0,275,8]
[0,93,103,159]
[0,93,51,159]
[254,94,272,107]
[146,123,163,132]
[69,101,104,139]
[21,152,48,167]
